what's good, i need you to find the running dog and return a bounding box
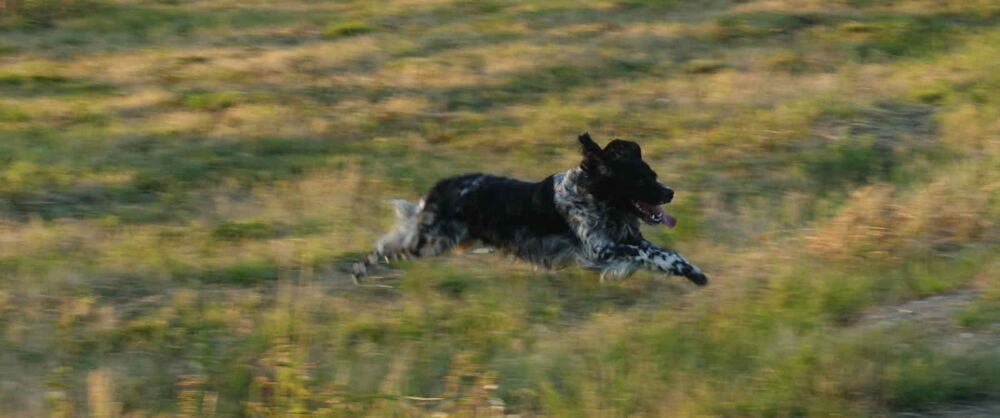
[352,133,708,286]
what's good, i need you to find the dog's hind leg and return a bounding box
[352,199,467,283]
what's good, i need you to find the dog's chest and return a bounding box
[553,170,641,244]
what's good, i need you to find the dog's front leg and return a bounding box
[636,240,707,286]
[587,241,707,286]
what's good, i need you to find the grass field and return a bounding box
[1,0,999,416]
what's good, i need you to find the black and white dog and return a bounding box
[352,133,707,286]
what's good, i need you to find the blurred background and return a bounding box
[1,0,998,416]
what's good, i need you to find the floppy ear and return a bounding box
[578,132,606,175]
[578,132,602,155]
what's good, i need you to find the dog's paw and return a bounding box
[351,262,367,284]
[686,272,708,286]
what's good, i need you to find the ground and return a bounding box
[860,290,1000,417]
[0,0,999,416]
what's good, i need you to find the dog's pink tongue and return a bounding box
[644,203,677,229]
[661,211,677,228]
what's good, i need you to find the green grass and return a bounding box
[1,0,999,416]
[957,299,1000,329]
[957,275,1000,329]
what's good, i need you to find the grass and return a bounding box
[1,0,999,416]
[957,260,1000,329]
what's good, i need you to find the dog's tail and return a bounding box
[378,199,420,252]
[352,199,421,282]
[388,199,419,221]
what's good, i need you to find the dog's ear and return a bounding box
[578,132,607,175]
[579,132,602,155]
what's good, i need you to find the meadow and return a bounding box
[1,0,999,416]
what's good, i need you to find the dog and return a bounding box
[352,133,708,286]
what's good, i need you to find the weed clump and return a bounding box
[322,20,376,39]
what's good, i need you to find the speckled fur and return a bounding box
[554,168,705,282]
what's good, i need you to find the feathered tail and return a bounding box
[352,199,421,282]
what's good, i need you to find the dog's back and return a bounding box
[361,172,577,270]
[450,174,571,245]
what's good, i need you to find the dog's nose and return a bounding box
[661,186,674,203]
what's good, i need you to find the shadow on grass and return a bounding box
[0,135,340,221]
[0,73,117,97]
[0,2,348,52]
[0,132,478,223]
[363,58,672,113]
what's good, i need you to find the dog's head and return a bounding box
[577,133,676,227]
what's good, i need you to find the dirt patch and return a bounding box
[859,290,1000,417]
[859,290,979,332]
